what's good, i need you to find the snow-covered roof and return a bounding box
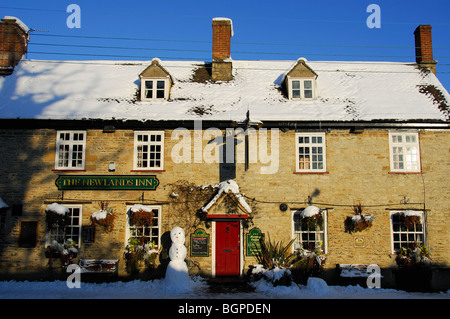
[0,59,449,123]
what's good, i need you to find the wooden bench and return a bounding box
[78,259,119,275]
[339,264,374,278]
[338,264,383,283]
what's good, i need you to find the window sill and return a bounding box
[388,171,422,174]
[52,169,86,172]
[131,170,166,173]
[294,171,329,174]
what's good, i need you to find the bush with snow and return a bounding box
[250,264,293,287]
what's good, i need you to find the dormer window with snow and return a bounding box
[139,59,172,101]
[283,58,318,100]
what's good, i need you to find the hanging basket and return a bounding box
[91,202,115,232]
[401,212,422,230]
[45,203,69,228]
[129,205,154,227]
[91,210,115,232]
[300,206,323,230]
[344,204,374,234]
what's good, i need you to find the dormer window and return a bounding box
[282,58,318,101]
[290,78,316,100]
[139,58,172,101]
[143,79,168,100]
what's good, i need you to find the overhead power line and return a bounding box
[31,33,450,50]
[17,58,450,74]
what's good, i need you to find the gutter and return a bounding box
[0,118,449,130]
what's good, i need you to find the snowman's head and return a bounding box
[170,226,185,245]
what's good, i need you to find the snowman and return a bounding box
[164,226,190,291]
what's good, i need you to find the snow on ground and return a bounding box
[0,276,448,299]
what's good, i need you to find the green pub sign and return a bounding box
[190,228,210,257]
[55,175,159,191]
[246,227,264,256]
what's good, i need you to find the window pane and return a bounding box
[157,81,165,89]
[145,81,153,89]
[304,90,313,99]
[292,90,301,99]
[292,81,300,89]
[304,80,312,89]
[156,89,165,99]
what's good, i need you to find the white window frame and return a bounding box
[46,205,82,247]
[292,209,328,254]
[125,205,162,249]
[390,211,426,254]
[140,78,170,101]
[295,132,326,172]
[133,131,165,171]
[55,131,86,170]
[288,78,316,100]
[388,131,421,173]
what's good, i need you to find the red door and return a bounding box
[215,221,240,276]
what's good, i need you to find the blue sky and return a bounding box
[1,0,450,90]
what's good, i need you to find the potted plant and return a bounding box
[395,243,431,267]
[45,238,78,269]
[344,203,374,233]
[292,242,327,284]
[91,201,116,232]
[394,243,432,291]
[250,234,301,286]
[123,238,159,275]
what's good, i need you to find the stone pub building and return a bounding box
[0,16,449,290]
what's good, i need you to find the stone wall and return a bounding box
[0,127,448,279]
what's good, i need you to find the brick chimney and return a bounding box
[414,25,437,75]
[212,17,233,82]
[0,16,30,75]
